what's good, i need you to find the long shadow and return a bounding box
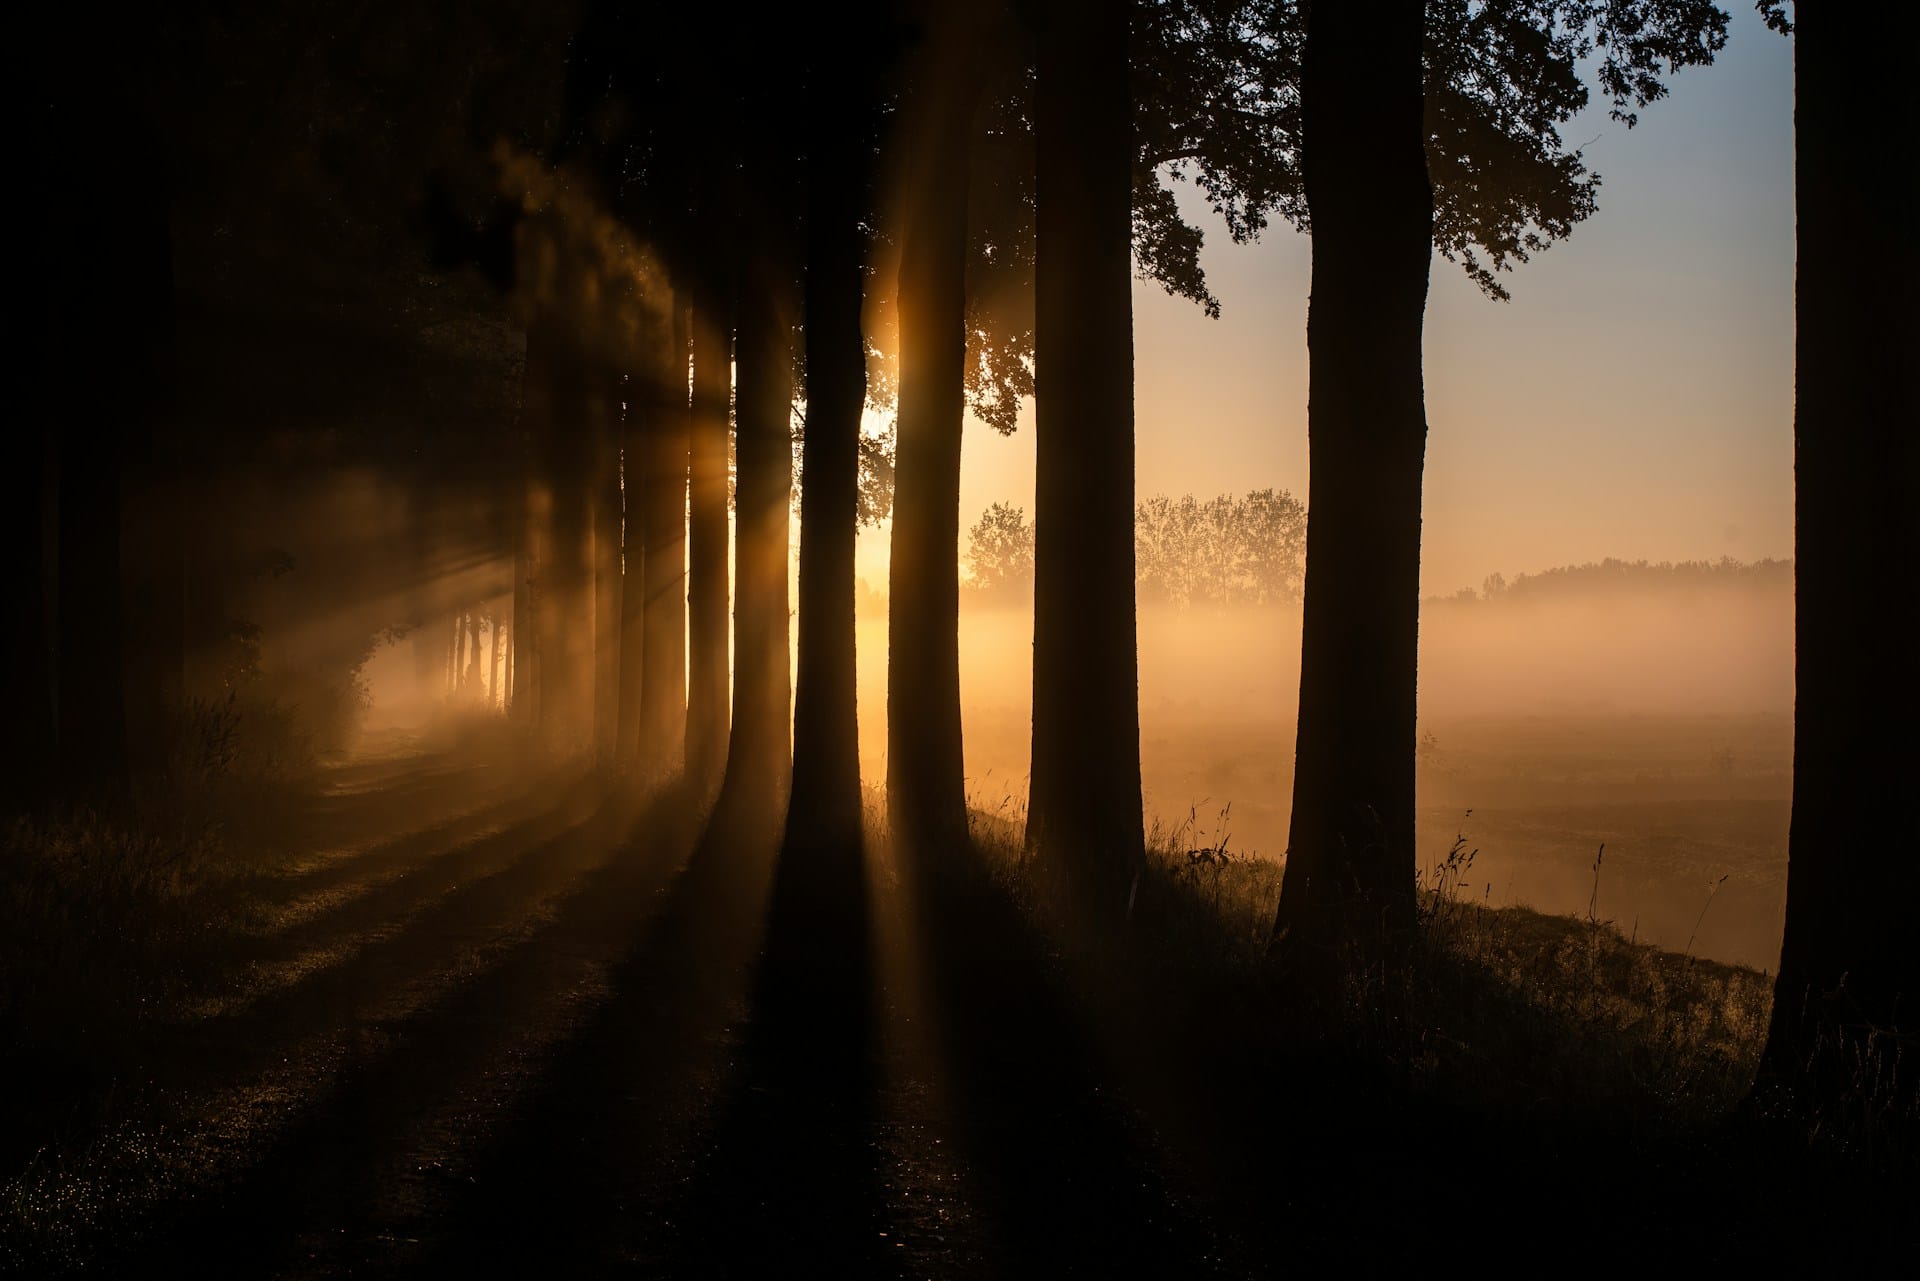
[150,774,610,1069]
[893,835,1240,1277]
[208,773,599,972]
[13,786,673,1277]
[644,813,886,1277]
[401,792,796,1278]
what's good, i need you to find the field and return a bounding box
[858,599,1796,971]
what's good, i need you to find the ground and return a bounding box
[1,732,1906,1277]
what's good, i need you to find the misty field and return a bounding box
[852,582,1794,970]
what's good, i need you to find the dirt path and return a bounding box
[5,745,1236,1278]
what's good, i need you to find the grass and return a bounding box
[970,802,1800,1147]
[0,694,331,1156]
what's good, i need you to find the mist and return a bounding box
[850,565,1792,967]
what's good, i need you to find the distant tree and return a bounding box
[1135,489,1306,608]
[1424,558,1794,608]
[1757,0,1919,1118]
[965,502,1037,596]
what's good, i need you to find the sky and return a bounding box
[857,5,1796,597]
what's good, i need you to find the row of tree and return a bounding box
[14,0,1911,1118]
[964,489,1307,606]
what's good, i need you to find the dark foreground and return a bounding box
[2,739,1907,1277]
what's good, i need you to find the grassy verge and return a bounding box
[961,805,1919,1163]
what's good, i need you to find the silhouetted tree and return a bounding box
[964,502,1037,598]
[1025,0,1145,903]
[639,301,691,771]
[1757,0,1920,1115]
[688,291,733,784]
[888,0,991,853]
[785,21,889,863]
[1135,489,1306,608]
[1269,0,1431,948]
[1273,0,1733,953]
[717,24,803,817]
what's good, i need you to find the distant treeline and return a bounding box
[1428,557,1794,607]
[966,490,1308,607]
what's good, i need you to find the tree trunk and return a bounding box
[489,611,504,708]
[505,614,517,713]
[2,427,55,808]
[1024,0,1143,906]
[617,374,647,763]
[886,15,981,855]
[446,613,460,698]
[33,15,165,807]
[55,434,131,804]
[519,320,559,729]
[545,333,598,749]
[592,365,623,759]
[1758,5,1920,1110]
[783,68,871,861]
[1271,0,1430,956]
[687,285,734,785]
[639,298,691,772]
[717,272,795,815]
[466,611,483,693]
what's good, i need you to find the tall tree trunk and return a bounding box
[718,265,795,815]
[715,94,798,820]
[454,610,469,696]
[592,365,623,759]
[505,614,517,713]
[886,14,981,855]
[520,319,558,729]
[784,67,872,861]
[39,34,168,806]
[639,299,691,772]
[687,285,734,785]
[2,427,55,809]
[545,334,598,748]
[489,610,504,708]
[466,611,483,692]
[55,434,130,804]
[1025,0,1143,905]
[1758,5,1920,1110]
[617,373,647,763]
[1271,0,1431,954]
[446,614,459,697]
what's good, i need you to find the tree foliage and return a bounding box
[1136,488,1307,607]
[964,501,1036,595]
[965,488,1306,606]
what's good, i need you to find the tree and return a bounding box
[965,502,1037,597]
[888,0,991,853]
[784,26,885,863]
[1270,0,1432,950]
[1135,489,1306,608]
[1757,0,1920,1115]
[687,254,735,786]
[716,18,803,819]
[1025,0,1146,904]
[639,300,691,771]
[1272,0,1732,954]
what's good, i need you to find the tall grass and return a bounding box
[969,801,1776,1139]
[0,694,319,1127]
